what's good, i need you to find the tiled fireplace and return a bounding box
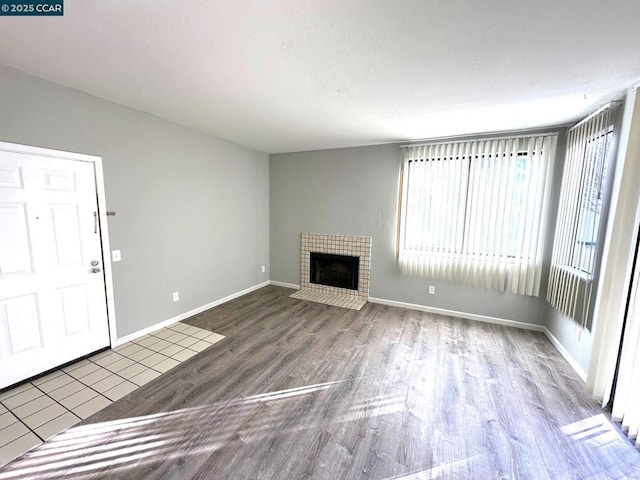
[290,233,372,310]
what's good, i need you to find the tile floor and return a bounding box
[0,321,224,468]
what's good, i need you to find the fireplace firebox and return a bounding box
[310,252,359,290]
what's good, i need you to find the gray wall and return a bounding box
[546,307,593,372]
[0,65,270,338]
[270,143,549,326]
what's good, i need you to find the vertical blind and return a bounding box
[547,105,616,326]
[398,134,557,296]
[611,226,640,448]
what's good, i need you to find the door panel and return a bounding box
[3,294,42,353]
[59,284,89,336]
[0,166,22,188]
[0,150,109,389]
[43,170,76,191]
[50,204,83,266]
[0,203,33,275]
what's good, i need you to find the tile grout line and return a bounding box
[27,380,83,443]
[0,404,42,445]
[0,322,224,467]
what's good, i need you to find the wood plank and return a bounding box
[1,285,639,479]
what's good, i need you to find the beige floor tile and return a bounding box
[37,373,75,393]
[138,352,167,368]
[181,325,201,336]
[205,333,225,344]
[151,358,180,373]
[87,349,115,361]
[113,343,143,357]
[66,361,101,380]
[117,363,147,380]
[0,433,42,468]
[0,403,7,414]
[147,339,173,352]
[22,403,67,430]
[0,422,29,447]
[31,370,64,386]
[131,333,154,343]
[103,381,138,402]
[34,411,81,441]
[191,329,211,340]
[126,347,156,363]
[47,380,87,402]
[62,359,92,373]
[58,388,98,410]
[129,369,161,387]
[135,336,162,348]
[12,395,54,419]
[159,343,183,357]
[189,340,211,352]
[72,395,111,420]
[104,357,135,373]
[172,348,198,362]
[91,374,124,394]
[0,386,42,409]
[168,322,190,332]
[91,352,125,368]
[151,329,175,340]
[77,367,112,386]
[0,383,34,402]
[165,331,188,343]
[0,412,17,430]
[176,336,199,348]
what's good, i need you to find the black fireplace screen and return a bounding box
[310,252,359,290]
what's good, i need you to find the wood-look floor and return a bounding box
[2,285,639,479]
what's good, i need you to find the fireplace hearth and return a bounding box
[291,233,372,310]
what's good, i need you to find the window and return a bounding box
[570,130,613,274]
[398,134,557,296]
[547,103,618,323]
[403,151,529,257]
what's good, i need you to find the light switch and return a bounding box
[112,250,121,262]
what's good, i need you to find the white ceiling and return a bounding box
[1,1,639,154]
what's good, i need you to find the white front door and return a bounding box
[0,149,110,389]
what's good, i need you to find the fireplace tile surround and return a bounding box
[290,233,372,310]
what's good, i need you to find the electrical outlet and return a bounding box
[111,250,121,262]
[428,285,436,295]
[261,265,266,273]
[173,291,179,302]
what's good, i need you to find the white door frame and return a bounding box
[0,140,118,347]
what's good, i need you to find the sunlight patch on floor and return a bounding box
[386,453,488,479]
[561,414,623,445]
[0,378,405,479]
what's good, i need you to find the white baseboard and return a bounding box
[368,296,545,332]
[113,281,270,346]
[269,280,300,289]
[542,327,587,381]
[147,282,586,382]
